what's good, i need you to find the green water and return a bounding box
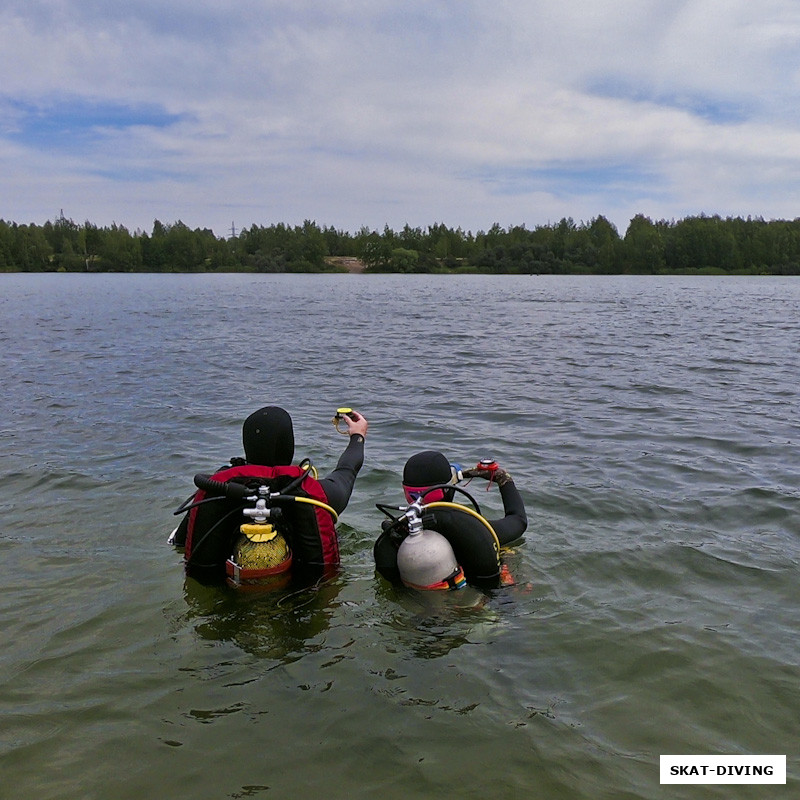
[0,273,797,799]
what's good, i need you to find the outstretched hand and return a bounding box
[464,466,512,486]
[344,410,368,438]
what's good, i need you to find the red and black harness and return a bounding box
[184,463,338,582]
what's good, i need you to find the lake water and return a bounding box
[0,273,797,799]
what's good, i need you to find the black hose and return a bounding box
[174,473,258,516]
[173,494,231,515]
[376,502,404,521]
[184,503,247,566]
[278,458,314,497]
[419,483,482,515]
[193,473,253,501]
[174,490,199,515]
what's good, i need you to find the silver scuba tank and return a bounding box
[396,511,460,589]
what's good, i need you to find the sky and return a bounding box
[2,0,800,238]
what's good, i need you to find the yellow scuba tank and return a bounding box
[226,522,293,589]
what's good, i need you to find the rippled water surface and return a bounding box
[1,273,798,799]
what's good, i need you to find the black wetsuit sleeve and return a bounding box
[318,434,365,514]
[488,479,528,546]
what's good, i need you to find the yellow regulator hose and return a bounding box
[424,501,501,552]
[292,495,339,523]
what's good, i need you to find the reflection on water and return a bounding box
[180,568,513,663]
[181,574,344,662]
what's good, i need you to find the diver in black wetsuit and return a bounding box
[374,450,527,589]
[171,405,368,582]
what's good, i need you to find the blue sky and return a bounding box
[2,0,800,237]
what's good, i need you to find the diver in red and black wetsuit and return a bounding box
[172,405,367,584]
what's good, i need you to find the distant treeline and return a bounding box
[2,213,800,275]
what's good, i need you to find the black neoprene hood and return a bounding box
[402,450,451,487]
[242,406,295,466]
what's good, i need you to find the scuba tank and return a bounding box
[376,481,505,590]
[225,488,292,589]
[396,503,466,591]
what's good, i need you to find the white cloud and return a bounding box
[2,0,800,235]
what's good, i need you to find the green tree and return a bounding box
[624,215,665,273]
[388,247,420,272]
[664,215,739,272]
[98,223,143,271]
[586,216,622,273]
[11,224,53,271]
[0,220,14,270]
[356,229,393,271]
